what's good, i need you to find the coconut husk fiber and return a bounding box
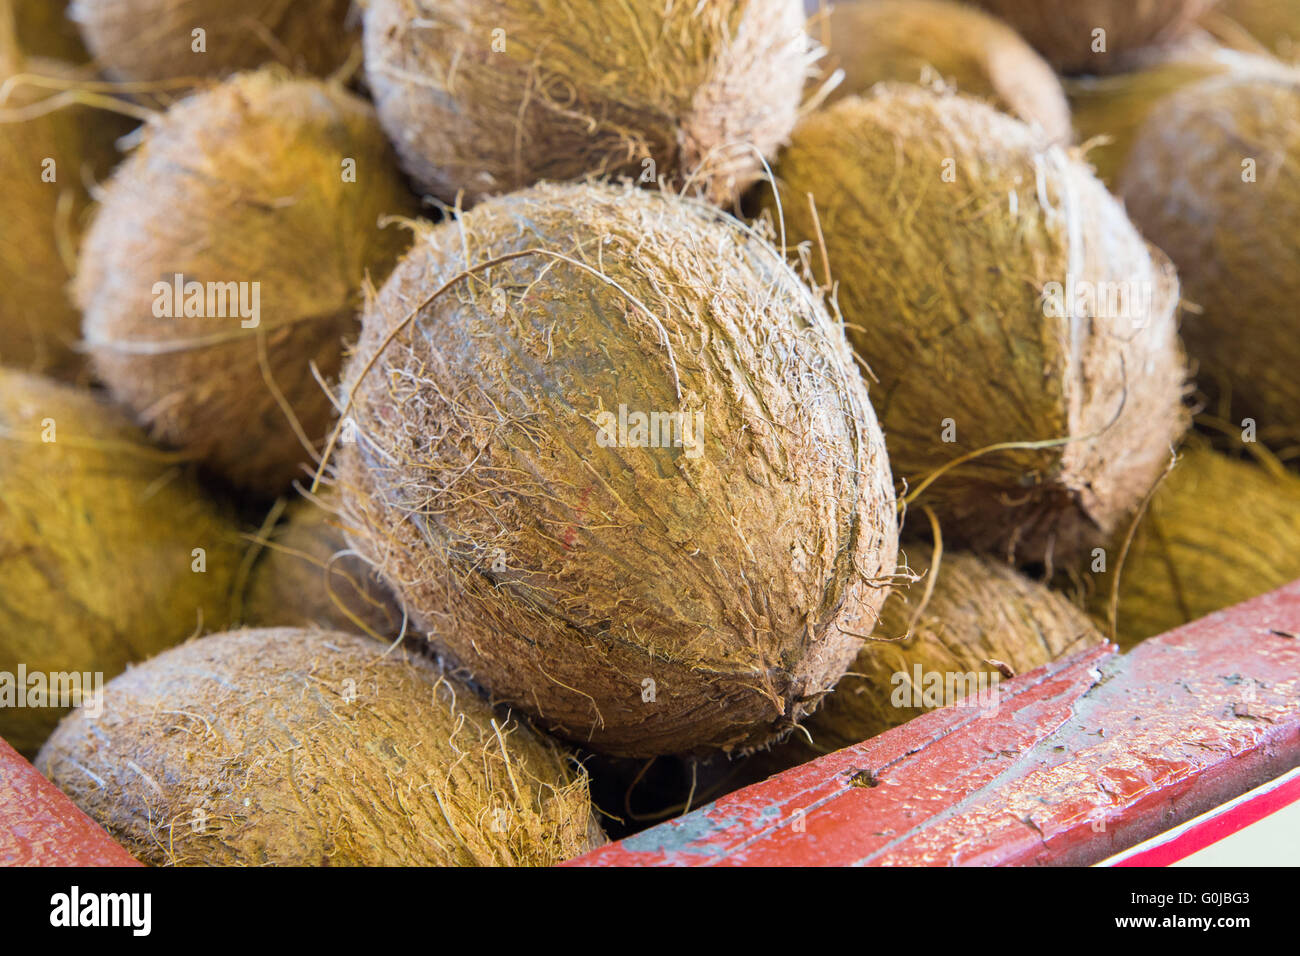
[361,0,812,206]
[821,0,1071,145]
[11,0,86,61]
[1203,0,1300,61]
[1090,446,1300,648]
[968,0,1219,74]
[68,0,357,84]
[0,369,244,756]
[77,68,420,496]
[1118,71,1300,442]
[1069,42,1289,186]
[767,86,1188,563]
[0,46,131,378]
[241,494,405,638]
[337,180,900,758]
[37,628,605,865]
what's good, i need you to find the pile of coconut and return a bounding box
[2,0,1299,864]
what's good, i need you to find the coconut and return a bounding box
[76,69,420,496]
[68,0,357,84]
[0,47,130,378]
[1118,71,1300,441]
[11,0,86,61]
[361,0,812,206]
[1069,43,1289,185]
[242,495,405,637]
[822,0,1071,145]
[801,543,1103,753]
[0,369,244,755]
[1090,447,1300,647]
[336,180,899,758]
[1204,0,1300,60]
[967,0,1218,74]
[767,87,1189,562]
[37,628,604,865]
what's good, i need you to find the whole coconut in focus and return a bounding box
[77,69,419,495]
[1091,446,1300,647]
[1119,72,1300,440]
[1,43,129,377]
[1069,42,1289,185]
[338,180,899,758]
[361,0,812,205]
[69,0,357,83]
[767,87,1188,562]
[242,495,404,637]
[823,0,1071,144]
[968,0,1219,74]
[0,369,243,755]
[38,628,604,865]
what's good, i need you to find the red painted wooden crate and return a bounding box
[4,582,1299,867]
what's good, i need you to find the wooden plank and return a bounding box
[0,737,140,867]
[568,582,1300,866]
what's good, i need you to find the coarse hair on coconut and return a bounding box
[1068,41,1290,186]
[361,0,814,207]
[967,0,1220,74]
[334,179,900,758]
[76,67,420,496]
[766,85,1190,564]
[1090,445,1300,648]
[0,11,131,378]
[68,0,358,84]
[37,628,605,866]
[1118,70,1300,442]
[820,0,1072,145]
[0,369,244,756]
[240,492,406,638]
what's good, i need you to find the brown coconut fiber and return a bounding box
[336,180,900,758]
[69,0,357,84]
[242,494,405,638]
[1069,42,1289,186]
[801,543,1104,754]
[1091,446,1300,647]
[0,36,130,378]
[768,87,1189,562]
[1118,71,1300,442]
[37,628,605,866]
[361,0,812,206]
[1204,0,1300,61]
[823,0,1072,145]
[77,68,420,496]
[968,0,1218,74]
[0,369,243,755]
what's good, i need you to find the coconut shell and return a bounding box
[768,87,1188,562]
[968,0,1218,74]
[0,55,129,378]
[338,180,899,758]
[0,369,243,755]
[242,495,405,637]
[1090,447,1300,647]
[1118,72,1300,441]
[37,628,604,865]
[1069,43,1288,185]
[823,0,1071,145]
[69,0,357,84]
[77,69,420,496]
[1204,0,1300,60]
[361,0,811,206]
[803,543,1103,753]
[10,0,86,61]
